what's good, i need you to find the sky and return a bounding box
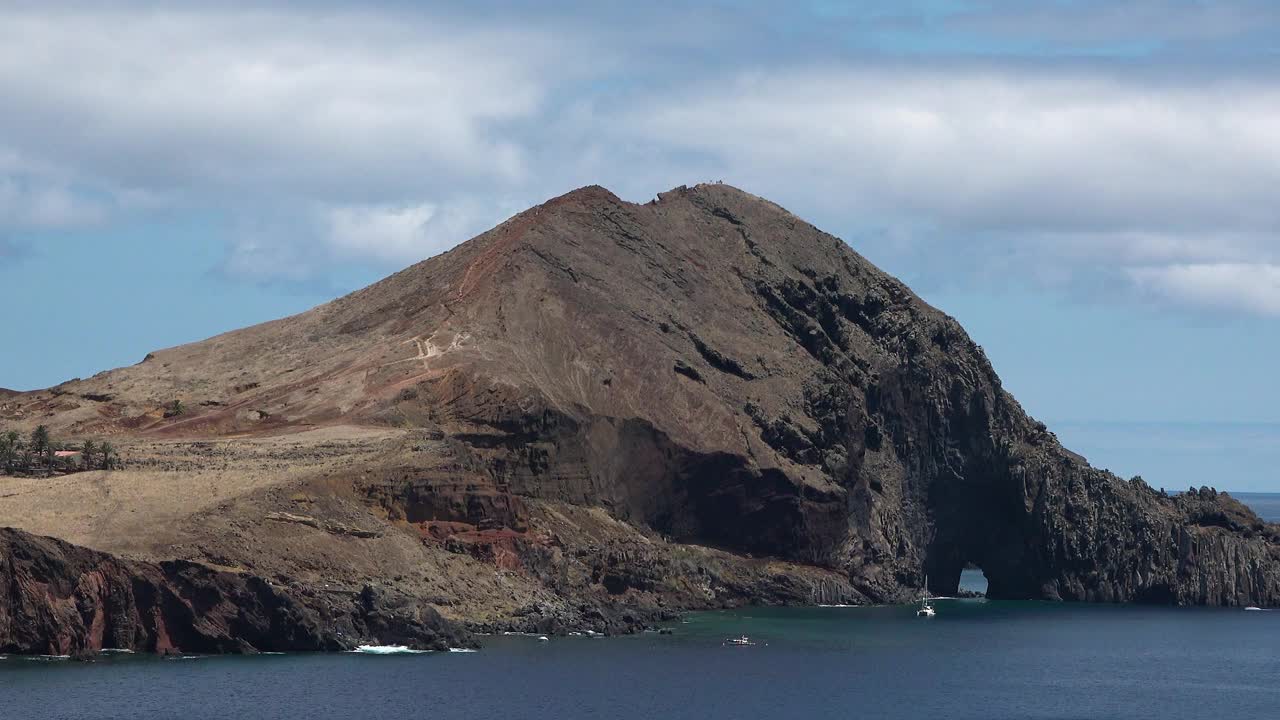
[0,1,1277,491]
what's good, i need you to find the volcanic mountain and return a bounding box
[2,183,1277,653]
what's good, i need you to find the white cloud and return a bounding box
[601,67,1280,308]
[324,204,439,264]
[2,3,1279,318]
[1027,231,1275,267]
[321,197,523,265]
[0,4,583,280]
[616,68,1280,233]
[1129,263,1280,316]
[0,6,564,200]
[0,151,109,229]
[220,195,528,282]
[0,176,105,229]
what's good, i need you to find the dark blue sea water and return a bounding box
[1236,492,1280,523]
[3,601,1277,720]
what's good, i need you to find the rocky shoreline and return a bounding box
[0,517,870,657]
[0,527,469,657]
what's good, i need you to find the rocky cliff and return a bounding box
[2,183,1277,657]
[0,527,469,656]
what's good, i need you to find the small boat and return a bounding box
[537,636,550,642]
[726,635,755,646]
[916,575,936,617]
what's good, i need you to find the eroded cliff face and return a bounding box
[3,181,1277,632]
[968,467,1280,605]
[0,528,469,656]
[352,183,1279,606]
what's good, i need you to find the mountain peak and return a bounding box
[536,182,786,221]
[548,184,623,206]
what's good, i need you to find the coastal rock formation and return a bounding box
[2,182,1278,656]
[0,527,468,656]
[972,479,1280,605]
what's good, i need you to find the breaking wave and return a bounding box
[352,645,429,655]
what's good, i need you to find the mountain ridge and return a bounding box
[1,182,1277,653]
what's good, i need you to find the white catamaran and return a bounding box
[916,575,936,617]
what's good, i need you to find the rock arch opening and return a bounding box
[959,565,988,596]
[921,471,1038,600]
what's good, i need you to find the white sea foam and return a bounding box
[353,644,429,654]
[448,647,478,653]
[1244,606,1271,611]
[100,648,135,655]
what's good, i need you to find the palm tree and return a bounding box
[81,440,98,470]
[30,425,51,475]
[100,442,117,471]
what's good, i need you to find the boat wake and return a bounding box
[1244,606,1272,612]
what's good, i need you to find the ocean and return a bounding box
[3,601,1277,720]
[1236,492,1280,523]
[2,492,1277,719]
